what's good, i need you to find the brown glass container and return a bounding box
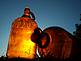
[6,8,38,59]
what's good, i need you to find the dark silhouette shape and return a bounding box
[31,27,50,48]
[31,28,42,44]
[38,31,50,48]
[31,26,81,61]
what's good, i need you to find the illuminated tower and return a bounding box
[6,7,38,59]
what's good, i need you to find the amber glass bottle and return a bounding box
[6,7,38,59]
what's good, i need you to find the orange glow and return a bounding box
[7,17,38,59]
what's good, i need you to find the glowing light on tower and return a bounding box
[6,7,38,59]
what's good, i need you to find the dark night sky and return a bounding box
[0,0,81,56]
